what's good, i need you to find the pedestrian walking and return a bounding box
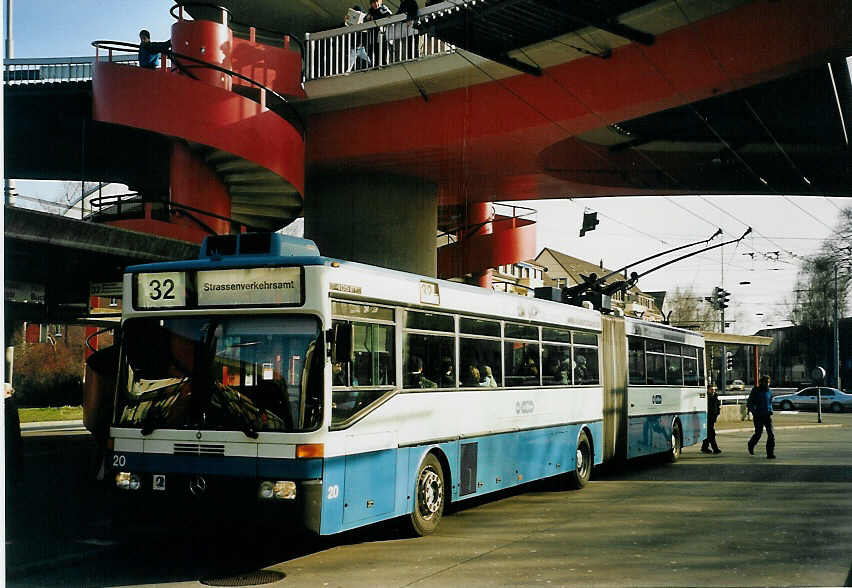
[701,384,722,454]
[747,374,776,459]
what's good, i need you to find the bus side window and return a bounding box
[504,341,540,387]
[628,337,645,385]
[404,333,454,389]
[459,337,501,388]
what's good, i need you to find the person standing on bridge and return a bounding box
[701,384,722,454]
[364,0,393,66]
[138,29,172,69]
[747,374,776,459]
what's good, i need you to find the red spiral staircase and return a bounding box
[91,9,305,242]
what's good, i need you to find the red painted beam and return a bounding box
[308,0,850,203]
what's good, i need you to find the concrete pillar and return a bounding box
[304,174,437,276]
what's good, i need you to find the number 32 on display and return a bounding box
[137,272,186,308]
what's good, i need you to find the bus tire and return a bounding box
[408,453,445,536]
[566,430,592,489]
[668,420,682,462]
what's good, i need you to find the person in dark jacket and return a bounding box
[364,0,393,66]
[747,374,776,458]
[138,29,172,69]
[701,384,722,454]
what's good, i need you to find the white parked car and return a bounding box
[729,379,745,391]
[771,387,852,413]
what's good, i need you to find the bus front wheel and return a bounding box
[566,430,592,489]
[408,453,445,536]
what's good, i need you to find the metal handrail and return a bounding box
[88,192,141,209]
[169,1,231,23]
[91,40,305,134]
[87,191,256,232]
[304,5,456,80]
[436,202,537,247]
[3,55,137,85]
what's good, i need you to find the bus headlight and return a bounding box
[258,480,297,500]
[273,481,297,500]
[115,472,141,491]
[259,481,275,500]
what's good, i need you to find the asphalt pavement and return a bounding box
[6,413,852,587]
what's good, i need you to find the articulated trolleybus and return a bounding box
[110,233,706,535]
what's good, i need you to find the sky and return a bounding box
[4,1,850,337]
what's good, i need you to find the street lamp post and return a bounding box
[834,264,840,390]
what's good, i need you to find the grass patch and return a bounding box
[18,406,83,423]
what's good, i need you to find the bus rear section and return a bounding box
[616,318,707,461]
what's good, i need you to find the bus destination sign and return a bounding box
[197,267,301,306]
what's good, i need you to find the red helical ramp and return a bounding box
[437,203,538,287]
[91,6,304,242]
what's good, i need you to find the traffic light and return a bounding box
[712,286,730,310]
[726,351,733,371]
[579,211,599,237]
[707,286,722,310]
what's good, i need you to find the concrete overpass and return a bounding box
[4,0,850,284]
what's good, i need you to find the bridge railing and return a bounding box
[437,202,537,248]
[3,55,139,85]
[305,3,456,80]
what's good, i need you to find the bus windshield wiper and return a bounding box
[212,383,259,439]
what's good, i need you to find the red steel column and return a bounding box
[171,17,233,90]
[467,202,493,288]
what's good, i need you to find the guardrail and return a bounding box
[3,55,139,85]
[437,202,537,247]
[305,3,457,80]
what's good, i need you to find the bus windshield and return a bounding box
[116,316,323,434]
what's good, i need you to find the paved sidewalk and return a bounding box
[716,410,847,432]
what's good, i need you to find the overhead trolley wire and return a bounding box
[449,23,803,278]
[456,43,759,273]
[656,2,847,241]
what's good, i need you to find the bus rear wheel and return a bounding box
[408,453,445,536]
[566,430,592,489]
[668,420,682,462]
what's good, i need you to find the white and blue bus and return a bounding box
[108,233,706,535]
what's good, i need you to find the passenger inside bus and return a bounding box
[461,364,480,387]
[439,357,455,388]
[479,365,498,387]
[574,355,588,384]
[333,361,348,386]
[545,358,570,385]
[405,356,437,388]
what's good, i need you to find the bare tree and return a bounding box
[789,207,851,329]
[666,286,722,331]
[785,206,851,378]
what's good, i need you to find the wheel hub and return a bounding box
[418,467,443,516]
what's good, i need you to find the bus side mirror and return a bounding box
[331,323,354,363]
